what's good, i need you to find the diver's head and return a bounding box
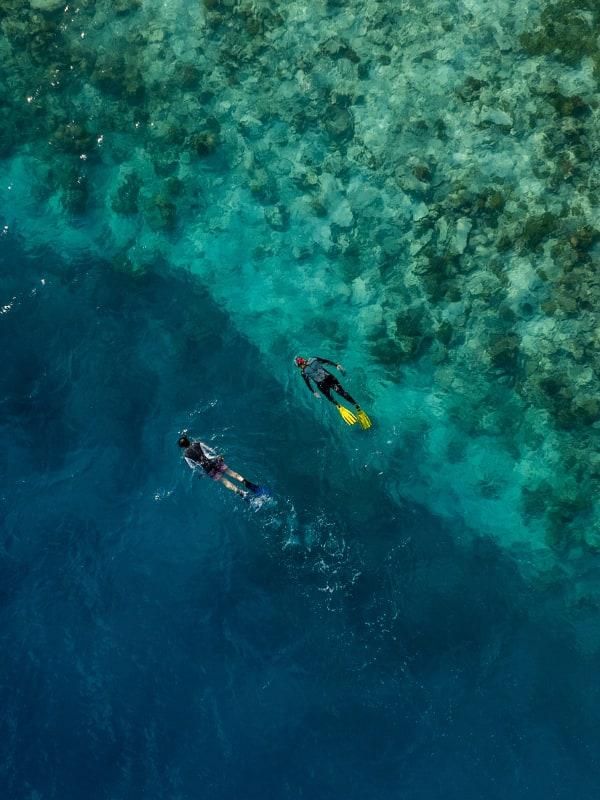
[295,356,308,368]
[178,435,191,448]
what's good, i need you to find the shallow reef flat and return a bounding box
[2,0,600,566]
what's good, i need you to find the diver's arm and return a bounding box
[302,373,319,397]
[315,356,344,373]
[315,356,337,366]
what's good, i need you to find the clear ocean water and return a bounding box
[3,238,600,800]
[2,1,600,798]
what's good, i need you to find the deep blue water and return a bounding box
[2,238,600,800]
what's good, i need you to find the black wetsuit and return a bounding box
[300,357,357,406]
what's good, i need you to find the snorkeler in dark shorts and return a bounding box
[178,436,268,500]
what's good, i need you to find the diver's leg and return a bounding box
[332,380,358,407]
[317,378,338,404]
[225,467,260,494]
[225,467,244,482]
[218,475,248,498]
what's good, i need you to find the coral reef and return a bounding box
[1,0,600,583]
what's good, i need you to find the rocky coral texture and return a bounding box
[1,0,599,565]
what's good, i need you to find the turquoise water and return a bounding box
[2,1,600,797]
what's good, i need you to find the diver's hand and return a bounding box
[314,392,321,399]
[336,363,345,374]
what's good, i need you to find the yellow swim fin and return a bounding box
[337,404,357,425]
[357,409,372,429]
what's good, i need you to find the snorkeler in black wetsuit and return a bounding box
[294,356,372,428]
[295,357,356,404]
[178,437,268,500]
